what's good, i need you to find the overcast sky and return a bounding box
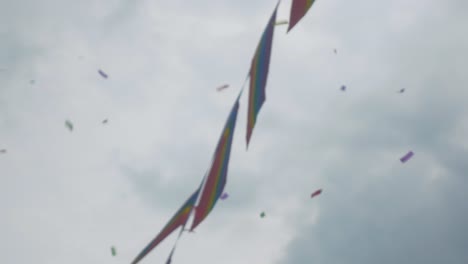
[1,0,467,263]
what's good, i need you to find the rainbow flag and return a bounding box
[287,0,316,33]
[131,189,199,264]
[190,95,240,231]
[246,3,279,148]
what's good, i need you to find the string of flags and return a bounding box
[0,1,421,262]
[0,1,417,262]
[129,1,416,263]
[130,1,321,263]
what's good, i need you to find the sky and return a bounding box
[1,0,467,263]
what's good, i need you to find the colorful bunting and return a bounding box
[190,95,241,231]
[287,0,316,33]
[130,1,329,262]
[246,3,279,148]
[131,189,199,264]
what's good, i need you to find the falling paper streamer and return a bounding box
[334,48,337,54]
[98,69,108,79]
[310,189,322,198]
[65,120,73,131]
[216,84,229,92]
[220,192,229,200]
[400,151,414,163]
[275,19,289,26]
[111,246,116,256]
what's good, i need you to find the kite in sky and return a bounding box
[131,189,199,264]
[246,3,279,148]
[102,119,108,124]
[341,85,346,91]
[0,149,6,154]
[111,246,116,256]
[400,151,414,163]
[398,88,405,93]
[287,0,317,33]
[216,84,229,92]
[190,94,241,231]
[334,48,337,54]
[220,192,229,200]
[65,120,73,131]
[311,189,322,198]
[275,19,289,26]
[260,212,266,218]
[98,69,108,79]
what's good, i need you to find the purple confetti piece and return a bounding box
[98,69,108,79]
[220,192,229,200]
[400,151,414,163]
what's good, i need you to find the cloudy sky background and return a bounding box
[1,0,467,263]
